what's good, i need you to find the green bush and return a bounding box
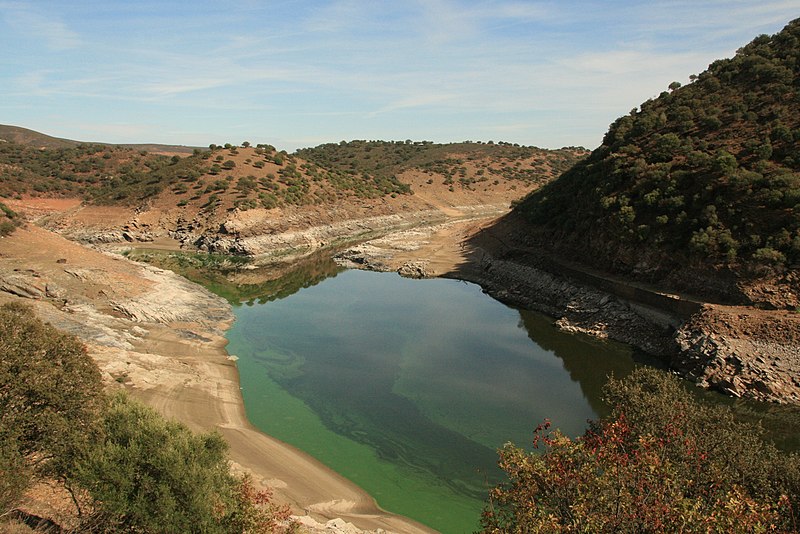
[0,303,295,532]
[0,303,104,511]
[482,369,799,533]
[75,394,235,532]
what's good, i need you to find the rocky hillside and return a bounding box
[514,18,800,308]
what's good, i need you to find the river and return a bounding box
[225,268,661,533]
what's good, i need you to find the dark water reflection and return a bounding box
[517,310,668,418]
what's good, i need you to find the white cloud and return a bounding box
[0,1,81,50]
[367,93,459,116]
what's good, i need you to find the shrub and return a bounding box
[0,303,295,532]
[0,303,104,511]
[482,369,799,533]
[75,393,231,532]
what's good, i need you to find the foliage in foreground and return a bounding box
[482,369,800,533]
[0,302,294,533]
[74,393,293,533]
[0,302,105,511]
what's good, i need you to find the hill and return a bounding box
[0,124,80,149]
[0,123,198,154]
[0,130,586,208]
[297,140,583,192]
[513,18,800,307]
[1,130,587,259]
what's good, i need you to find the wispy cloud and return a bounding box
[1,0,797,149]
[0,1,81,50]
[367,93,459,117]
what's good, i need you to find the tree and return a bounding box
[74,393,232,531]
[0,303,104,512]
[481,369,799,533]
[0,303,296,532]
[74,393,296,533]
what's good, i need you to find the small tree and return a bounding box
[0,303,104,512]
[75,393,295,532]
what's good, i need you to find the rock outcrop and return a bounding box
[673,308,800,403]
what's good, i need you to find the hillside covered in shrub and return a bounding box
[515,19,800,302]
[0,133,587,216]
[298,140,587,192]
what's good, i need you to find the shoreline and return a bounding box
[7,202,796,532]
[0,225,436,534]
[336,213,800,405]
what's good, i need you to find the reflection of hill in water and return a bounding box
[516,310,664,418]
[519,310,800,450]
[231,254,345,306]
[126,248,345,305]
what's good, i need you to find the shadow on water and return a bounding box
[517,310,668,419]
[519,309,800,451]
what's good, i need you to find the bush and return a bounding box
[0,202,20,237]
[0,220,15,237]
[0,303,295,532]
[0,303,104,511]
[481,369,799,533]
[75,393,232,532]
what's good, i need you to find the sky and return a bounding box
[1,1,798,152]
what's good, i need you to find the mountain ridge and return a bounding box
[0,124,199,154]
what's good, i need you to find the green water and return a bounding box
[226,269,651,533]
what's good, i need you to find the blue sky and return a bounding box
[1,1,797,151]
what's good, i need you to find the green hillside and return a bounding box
[515,18,800,300]
[0,141,207,203]
[298,140,587,190]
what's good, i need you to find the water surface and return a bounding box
[226,269,647,532]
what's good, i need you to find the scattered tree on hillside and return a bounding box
[516,18,800,292]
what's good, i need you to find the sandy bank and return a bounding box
[0,226,434,533]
